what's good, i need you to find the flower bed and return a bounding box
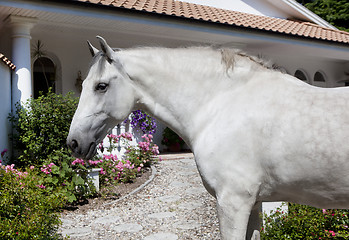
[87,133,160,196]
[0,131,160,239]
[262,203,349,239]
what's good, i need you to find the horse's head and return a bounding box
[67,36,135,159]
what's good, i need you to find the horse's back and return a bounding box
[256,80,349,208]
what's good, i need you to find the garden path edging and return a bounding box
[103,165,157,206]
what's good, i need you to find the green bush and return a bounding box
[9,89,78,167]
[0,164,65,239]
[262,203,349,239]
[8,90,94,203]
[39,151,96,203]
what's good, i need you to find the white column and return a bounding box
[8,15,37,105]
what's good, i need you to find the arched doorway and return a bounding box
[33,57,55,98]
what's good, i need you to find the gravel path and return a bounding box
[59,155,220,239]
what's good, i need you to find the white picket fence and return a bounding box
[98,120,139,157]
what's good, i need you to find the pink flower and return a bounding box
[138,141,150,151]
[1,149,8,158]
[30,166,35,170]
[5,164,16,173]
[119,132,133,141]
[88,159,103,166]
[322,209,327,214]
[115,161,124,171]
[40,163,56,174]
[151,145,159,155]
[103,154,118,162]
[98,142,104,151]
[72,158,85,166]
[107,134,119,143]
[37,184,46,189]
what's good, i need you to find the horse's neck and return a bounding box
[119,48,274,146]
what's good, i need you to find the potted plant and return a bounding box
[129,110,157,134]
[161,127,185,152]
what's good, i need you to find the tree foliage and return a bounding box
[297,0,349,32]
[296,0,315,4]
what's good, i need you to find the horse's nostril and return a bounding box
[70,139,79,151]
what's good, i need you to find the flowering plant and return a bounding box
[0,161,65,239]
[261,203,349,239]
[66,132,160,195]
[95,132,160,185]
[37,151,95,203]
[126,134,160,167]
[1,148,8,164]
[129,110,157,134]
[161,127,185,149]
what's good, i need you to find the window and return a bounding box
[314,71,326,82]
[313,71,327,87]
[33,57,55,98]
[294,70,308,82]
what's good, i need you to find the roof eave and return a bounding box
[267,0,337,30]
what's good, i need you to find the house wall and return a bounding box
[31,33,92,96]
[271,55,346,88]
[0,62,12,162]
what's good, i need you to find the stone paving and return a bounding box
[59,154,220,239]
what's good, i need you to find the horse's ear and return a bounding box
[87,40,99,57]
[96,36,114,62]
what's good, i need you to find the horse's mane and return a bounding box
[93,46,281,75]
[133,46,279,73]
[219,48,280,72]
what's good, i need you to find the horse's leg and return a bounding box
[246,202,262,240]
[216,191,258,240]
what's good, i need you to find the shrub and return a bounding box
[125,133,160,168]
[92,132,160,186]
[0,164,65,239]
[261,203,349,239]
[9,89,78,167]
[39,151,96,203]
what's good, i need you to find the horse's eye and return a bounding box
[95,83,108,92]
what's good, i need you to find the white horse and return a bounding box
[67,36,349,240]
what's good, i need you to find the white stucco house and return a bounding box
[1,0,349,218]
[1,0,349,157]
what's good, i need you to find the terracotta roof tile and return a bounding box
[0,53,16,70]
[74,0,349,44]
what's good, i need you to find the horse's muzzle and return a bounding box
[67,138,97,160]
